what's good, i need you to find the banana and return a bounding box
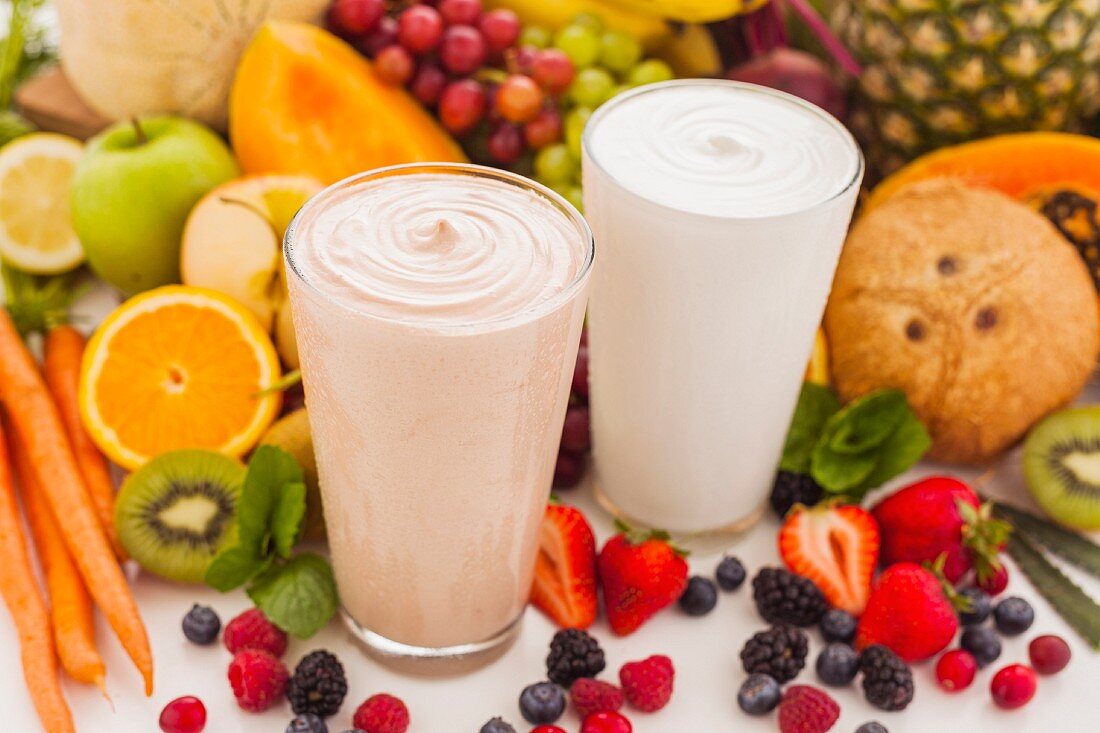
[653,23,722,78]
[600,0,771,23]
[484,0,673,50]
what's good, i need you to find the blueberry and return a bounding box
[737,673,781,715]
[957,588,992,626]
[679,575,719,616]
[286,713,327,733]
[961,626,1002,668]
[855,723,889,733]
[815,642,859,686]
[181,604,221,645]
[518,682,565,724]
[480,716,517,733]
[819,609,857,644]
[716,556,747,591]
[993,596,1034,636]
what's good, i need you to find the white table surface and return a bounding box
[1,287,1098,733]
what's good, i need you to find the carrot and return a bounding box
[43,324,127,561]
[8,415,108,692]
[0,309,154,695]
[0,418,76,733]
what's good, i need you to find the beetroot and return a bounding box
[728,48,846,120]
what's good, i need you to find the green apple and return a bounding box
[71,116,239,294]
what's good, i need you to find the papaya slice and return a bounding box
[229,21,465,185]
[866,133,1100,212]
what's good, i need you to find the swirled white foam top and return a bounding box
[584,82,861,218]
[289,172,587,325]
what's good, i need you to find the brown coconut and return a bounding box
[825,179,1099,464]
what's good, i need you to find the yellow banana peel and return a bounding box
[484,0,672,50]
[653,23,722,78]
[602,0,771,23]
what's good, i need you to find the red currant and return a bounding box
[531,727,568,733]
[374,45,415,85]
[496,74,544,123]
[397,5,445,54]
[439,79,487,134]
[978,564,1009,596]
[479,9,521,53]
[487,122,523,164]
[581,711,633,733]
[159,696,206,733]
[438,0,482,26]
[439,25,488,75]
[1028,635,1071,675]
[532,48,576,95]
[359,16,398,57]
[523,108,563,149]
[410,62,448,106]
[935,649,977,692]
[326,0,384,38]
[990,664,1037,710]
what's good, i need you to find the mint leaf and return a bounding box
[824,389,907,455]
[855,409,931,492]
[204,545,270,592]
[811,442,877,492]
[271,481,307,559]
[237,446,305,554]
[248,553,338,639]
[779,383,841,474]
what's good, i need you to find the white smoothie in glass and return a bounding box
[284,164,592,669]
[582,80,862,535]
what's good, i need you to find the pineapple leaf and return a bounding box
[994,502,1100,579]
[1005,533,1100,650]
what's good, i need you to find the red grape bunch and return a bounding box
[555,327,591,489]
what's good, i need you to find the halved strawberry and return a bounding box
[778,504,879,615]
[530,503,598,629]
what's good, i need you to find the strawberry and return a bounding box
[530,503,598,629]
[778,504,879,615]
[598,522,688,635]
[871,476,1011,584]
[855,562,959,662]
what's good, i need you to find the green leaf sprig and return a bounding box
[205,445,337,639]
[780,383,932,501]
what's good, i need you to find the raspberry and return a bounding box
[228,649,289,713]
[777,685,839,733]
[570,678,624,718]
[352,693,410,733]
[618,655,673,713]
[224,608,288,658]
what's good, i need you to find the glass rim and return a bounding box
[581,78,865,221]
[283,162,595,332]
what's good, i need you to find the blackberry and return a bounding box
[716,556,747,591]
[181,604,221,645]
[769,471,824,518]
[819,609,857,644]
[286,650,348,718]
[519,682,565,724]
[815,642,859,687]
[678,576,718,616]
[993,597,1034,636]
[957,588,992,626]
[479,717,517,733]
[739,625,808,683]
[545,629,606,687]
[737,673,781,715]
[859,645,914,712]
[961,626,1002,668]
[751,567,827,627]
[286,713,327,733]
[856,723,889,733]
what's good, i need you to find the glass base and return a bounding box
[340,607,524,677]
[593,481,767,554]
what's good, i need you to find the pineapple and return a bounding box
[833,0,1100,176]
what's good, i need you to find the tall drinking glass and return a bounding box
[582,80,862,536]
[284,164,593,671]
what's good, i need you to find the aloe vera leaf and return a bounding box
[994,502,1100,578]
[1005,533,1100,650]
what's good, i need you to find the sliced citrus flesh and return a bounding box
[0,132,85,273]
[804,328,830,387]
[80,285,282,469]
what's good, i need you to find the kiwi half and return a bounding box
[115,450,246,583]
[1023,407,1100,531]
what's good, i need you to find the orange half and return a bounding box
[79,286,282,469]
